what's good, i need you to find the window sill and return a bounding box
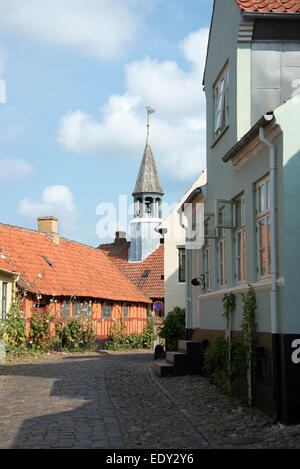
[236,280,247,286]
[210,125,229,149]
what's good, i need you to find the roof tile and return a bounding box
[0,223,151,304]
[236,0,300,12]
[100,241,164,300]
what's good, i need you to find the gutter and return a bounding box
[223,113,274,163]
[181,187,203,207]
[243,12,300,20]
[0,267,19,279]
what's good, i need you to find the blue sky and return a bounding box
[0,0,213,246]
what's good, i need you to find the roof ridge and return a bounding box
[0,221,109,254]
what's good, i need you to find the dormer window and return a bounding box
[214,64,229,140]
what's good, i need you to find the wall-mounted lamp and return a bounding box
[191,274,206,292]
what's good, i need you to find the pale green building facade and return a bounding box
[186,0,300,423]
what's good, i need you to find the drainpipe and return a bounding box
[259,122,280,419]
[259,123,278,335]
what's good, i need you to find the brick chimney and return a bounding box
[114,231,127,245]
[38,217,59,243]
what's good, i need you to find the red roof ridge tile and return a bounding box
[236,0,300,13]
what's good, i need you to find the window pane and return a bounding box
[123,305,129,318]
[2,282,7,321]
[178,248,186,283]
[103,305,111,319]
[236,232,242,281]
[74,301,82,317]
[242,197,246,225]
[219,241,224,286]
[258,184,265,213]
[243,230,247,281]
[267,216,271,274]
[266,180,270,210]
[236,199,241,227]
[82,301,91,318]
[62,300,70,319]
[258,219,266,275]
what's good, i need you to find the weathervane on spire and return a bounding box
[146,106,155,143]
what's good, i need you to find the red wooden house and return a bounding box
[0,217,151,345]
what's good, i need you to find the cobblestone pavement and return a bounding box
[0,350,300,449]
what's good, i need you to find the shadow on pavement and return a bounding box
[0,352,154,448]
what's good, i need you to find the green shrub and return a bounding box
[29,306,56,353]
[53,316,96,352]
[0,291,27,355]
[203,336,248,401]
[158,307,185,351]
[108,314,156,351]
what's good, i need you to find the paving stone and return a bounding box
[1,350,300,449]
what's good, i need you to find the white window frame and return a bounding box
[1,282,7,321]
[256,176,271,279]
[217,208,226,288]
[214,64,229,140]
[203,220,211,291]
[235,194,247,284]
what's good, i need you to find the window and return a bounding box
[1,282,7,321]
[73,301,82,317]
[214,65,229,139]
[62,299,70,319]
[256,177,271,277]
[178,248,186,283]
[102,304,112,319]
[82,301,92,318]
[123,305,129,319]
[203,220,211,291]
[217,208,226,288]
[235,194,246,283]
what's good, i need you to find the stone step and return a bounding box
[166,351,188,365]
[178,340,202,354]
[152,360,174,378]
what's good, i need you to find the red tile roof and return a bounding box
[236,0,300,12]
[0,223,151,304]
[0,255,17,274]
[100,240,164,300]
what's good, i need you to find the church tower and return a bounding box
[129,108,163,262]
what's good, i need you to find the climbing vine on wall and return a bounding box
[222,292,236,336]
[203,285,257,404]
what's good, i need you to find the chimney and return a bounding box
[114,231,127,245]
[38,217,59,243]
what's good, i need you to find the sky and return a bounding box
[0,0,213,246]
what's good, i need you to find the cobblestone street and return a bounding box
[0,350,300,449]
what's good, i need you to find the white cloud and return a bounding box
[0,0,138,60]
[19,185,79,231]
[0,157,34,180]
[0,45,7,76]
[58,27,209,181]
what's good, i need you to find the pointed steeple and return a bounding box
[129,107,163,262]
[133,143,164,196]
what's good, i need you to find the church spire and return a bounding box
[132,107,163,196]
[129,107,163,262]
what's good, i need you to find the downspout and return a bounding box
[259,122,280,419]
[178,207,191,336]
[259,123,278,335]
